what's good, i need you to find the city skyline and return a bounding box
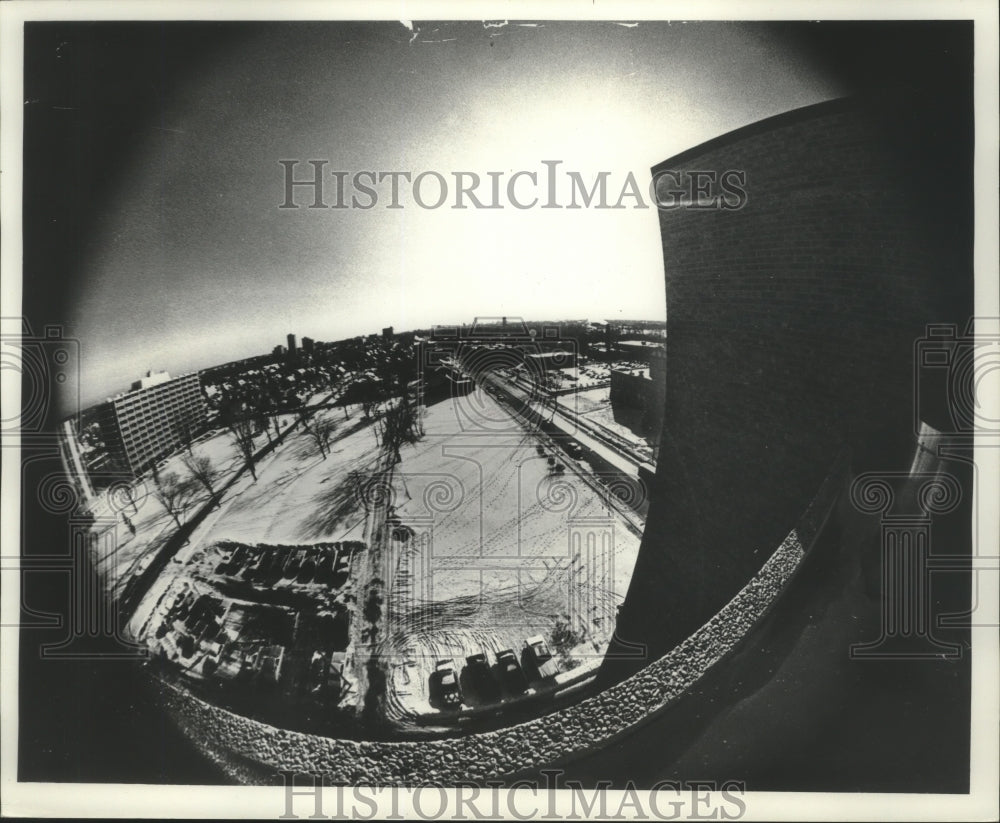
[81,313,666,407]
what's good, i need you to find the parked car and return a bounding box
[465,652,490,681]
[496,649,528,695]
[525,635,552,667]
[465,652,499,701]
[435,659,463,706]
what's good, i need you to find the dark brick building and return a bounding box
[609,348,666,441]
[602,92,973,678]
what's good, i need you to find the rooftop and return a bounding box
[617,339,665,349]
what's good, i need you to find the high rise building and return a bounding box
[302,336,315,354]
[96,371,208,477]
[287,333,297,356]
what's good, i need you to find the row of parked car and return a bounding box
[535,440,583,476]
[433,635,554,708]
[213,542,362,589]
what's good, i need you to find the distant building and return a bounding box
[96,371,208,477]
[382,326,394,340]
[615,339,666,362]
[272,344,285,357]
[526,351,573,372]
[445,364,473,397]
[287,333,297,357]
[609,354,666,442]
[587,342,614,362]
[302,336,315,354]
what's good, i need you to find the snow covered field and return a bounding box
[194,405,379,547]
[377,390,643,721]
[99,386,646,732]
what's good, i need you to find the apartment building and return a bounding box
[96,371,208,477]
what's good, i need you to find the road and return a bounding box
[484,371,647,479]
[475,370,647,539]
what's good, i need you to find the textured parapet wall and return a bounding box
[603,95,972,678]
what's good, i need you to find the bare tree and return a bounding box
[327,369,351,419]
[380,399,422,465]
[299,409,337,459]
[226,416,258,481]
[357,376,383,421]
[180,452,219,501]
[151,472,198,529]
[255,410,274,445]
[171,409,202,456]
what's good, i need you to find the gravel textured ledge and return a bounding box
[158,526,808,785]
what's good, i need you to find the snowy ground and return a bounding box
[123,402,377,626]
[377,390,643,721]
[557,387,652,450]
[559,387,611,415]
[100,386,646,734]
[88,426,247,604]
[193,405,379,547]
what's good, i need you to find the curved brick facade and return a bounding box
[604,94,972,678]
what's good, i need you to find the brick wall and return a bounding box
[609,368,665,437]
[602,95,972,679]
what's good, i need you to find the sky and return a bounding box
[53,21,841,405]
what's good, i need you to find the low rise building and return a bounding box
[614,339,666,363]
[609,349,666,442]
